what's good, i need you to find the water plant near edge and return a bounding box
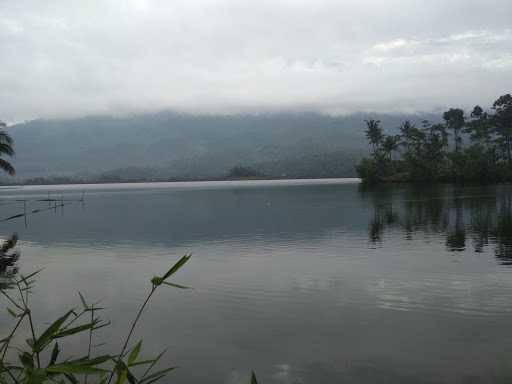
[0,255,259,384]
[0,254,191,384]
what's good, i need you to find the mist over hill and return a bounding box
[7,111,438,181]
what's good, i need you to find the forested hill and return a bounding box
[7,111,438,180]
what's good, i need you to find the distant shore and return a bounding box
[0,176,361,188]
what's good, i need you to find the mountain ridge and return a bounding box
[6,111,440,180]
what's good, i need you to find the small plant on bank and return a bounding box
[0,255,193,384]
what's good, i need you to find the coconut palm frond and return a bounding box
[0,142,14,156]
[0,158,15,176]
[0,130,13,146]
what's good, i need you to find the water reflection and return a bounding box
[1,181,512,383]
[364,184,512,264]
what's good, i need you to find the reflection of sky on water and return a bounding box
[2,181,512,383]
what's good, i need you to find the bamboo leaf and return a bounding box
[18,352,34,369]
[114,361,137,384]
[114,365,127,384]
[54,321,98,338]
[251,371,258,384]
[140,367,176,384]
[127,340,142,366]
[27,368,47,384]
[46,364,108,374]
[126,367,137,384]
[33,310,74,352]
[50,342,60,365]
[78,292,88,310]
[128,358,157,368]
[140,374,165,384]
[161,282,191,289]
[92,321,111,331]
[80,355,113,366]
[141,349,166,378]
[162,254,191,281]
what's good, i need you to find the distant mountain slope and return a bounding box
[7,111,438,179]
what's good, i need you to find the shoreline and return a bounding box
[0,177,361,190]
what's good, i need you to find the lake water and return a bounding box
[2,179,512,383]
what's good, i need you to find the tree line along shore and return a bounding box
[357,93,512,185]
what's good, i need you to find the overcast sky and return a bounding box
[1,0,511,122]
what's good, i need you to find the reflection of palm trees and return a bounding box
[369,213,384,244]
[369,204,398,244]
[492,194,512,265]
[445,192,466,251]
[363,185,512,266]
[364,185,398,245]
[468,192,496,253]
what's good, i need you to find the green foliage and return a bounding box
[357,93,512,184]
[0,255,259,384]
[355,158,380,185]
[0,257,192,384]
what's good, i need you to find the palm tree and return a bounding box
[492,94,512,163]
[442,108,465,153]
[0,121,15,176]
[364,119,383,156]
[382,135,400,161]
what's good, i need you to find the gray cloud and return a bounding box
[1,0,511,121]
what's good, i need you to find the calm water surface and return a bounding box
[2,179,512,383]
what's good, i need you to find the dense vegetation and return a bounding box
[226,165,266,179]
[356,94,512,184]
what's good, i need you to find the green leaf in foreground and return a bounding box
[78,292,88,310]
[162,254,191,280]
[18,352,33,369]
[33,310,74,352]
[49,342,60,365]
[46,364,108,374]
[29,368,47,384]
[251,371,258,384]
[54,321,98,338]
[140,367,176,384]
[6,307,17,318]
[161,282,190,289]
[127,340,142,366]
